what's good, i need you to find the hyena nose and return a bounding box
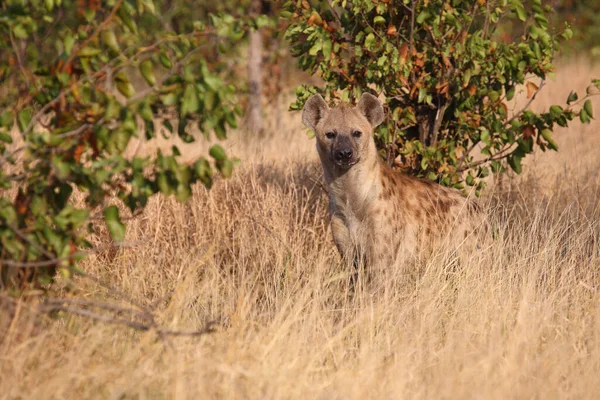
[335,148,353,162]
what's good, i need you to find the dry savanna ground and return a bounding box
[1,60,600,399]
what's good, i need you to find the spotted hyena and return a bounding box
[302,92,485,272]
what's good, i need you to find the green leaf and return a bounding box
[583,100,594,119]
[181,85,199,115]
[178,118,188,137]
[418,88,428,104]
[0,132,13,143]
[255,15,270,29]
[64,32,75,55]
[322,39,332,59]
[140,0,156,14]
[364,33,375,49]
[104,206,125,242]
[466,174,475,186]
[101,30,120,54]
[194,158,213,188]
[78,46,102,57]
[43,226,62,254]
[117,7,138,33]
[157,173,172,195]
[416,11,431,24]
[209,144,227,161]
[52,156,71,180]
[549,105,563,120]
[138,100,154,122]
[508,153,523,174]
[204,90,216,111]
[0,110,13,128]
[219,159,233,178]
[480,129,490,145]
[373,16,386,24]
[540,128,558,150]
[139,60,156,86]
[115,73,135,98]
[17,109,32,132]
[580,109,591,124]
[13,25,28,39]
[159,52,172,69]
[204,76,221,91]
[309,39,322,56]
[70,209,90,228]
[567,91,578,105]
[490,160,503,174]
[175,184,192,203]
[513,3,527,21]
[506,87,515,101]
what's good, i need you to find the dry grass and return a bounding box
[1,60,600,399]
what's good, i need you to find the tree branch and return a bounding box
[63,0,125,72]
[430,102,449,146]
[505,79,546,126]
[125,45,205,105]
[9,31,31,86]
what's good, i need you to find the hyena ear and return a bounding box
[357,92,384,127]
[302,94,330,130]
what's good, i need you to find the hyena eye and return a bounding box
[352,130,362,138]
[325,131,336,139]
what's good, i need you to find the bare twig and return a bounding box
[456,140,479,171]
[38,295,216,337]
[5,223,54,259]
[360,11,385,42]
[38,305,151,330]
[457,143,518,173]
[450,1,478,47]
[566,92,600,109]
[430,102,449,146]
[483,1,491,38]
[9,31,31,86]
[20,29,214,139]
[71,265,150,312]
[125,46,204,105]
[408,0,417,84]
[63,0,125,72]
[327,0,342,26]
[409,0,416,56]
[505,79,546,126]
[43,297,149,319]
[307,175,328,196]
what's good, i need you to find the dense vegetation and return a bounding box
[286,0,598,194]
[0,0,246,287]
[0,0,598,288]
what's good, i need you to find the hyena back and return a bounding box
[302,92,484,271]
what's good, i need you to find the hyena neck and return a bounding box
[322,151,381,218]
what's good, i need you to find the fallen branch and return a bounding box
[38,302,217,337]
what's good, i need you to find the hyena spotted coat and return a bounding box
[302,93,484,270]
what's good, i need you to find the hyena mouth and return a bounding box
[334,158,360,168]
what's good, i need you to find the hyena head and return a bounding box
[302,93,384,172]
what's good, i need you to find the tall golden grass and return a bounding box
[1,60,599,399]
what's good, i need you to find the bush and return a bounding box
[0,0,245,288]
[285,0,599,194]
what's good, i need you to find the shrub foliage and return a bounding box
[0,0,245,287]
[285,0,599,193]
